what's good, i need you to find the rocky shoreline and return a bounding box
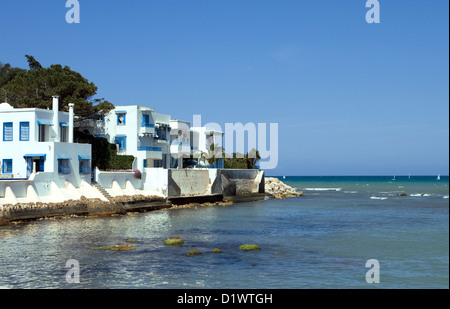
[265,177,303,199]
[0,177,302,223]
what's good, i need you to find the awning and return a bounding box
[78,155,92,160]
[37,120,54,126]
[57,154,72,160]
[60,122,69,127]
[24,154,46,159]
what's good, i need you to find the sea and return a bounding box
[0,176,448,289]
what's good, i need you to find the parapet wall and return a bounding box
[1,168,265,208]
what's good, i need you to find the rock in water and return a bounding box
[164,237,184,245]
[186,249,202,256]
[111,244,136,251]
[239,244,261,251]
[125,238,140,243]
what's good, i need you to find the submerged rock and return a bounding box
[186,249,202,256]
[212,248,223,253]
[239,244,261,251]
[111,244,136,251]
[125,238,140,243]
[164,237,184,246]
[92,244,136,251]
[92,246,113,250]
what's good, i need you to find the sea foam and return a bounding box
[303,188,342,191]
[370,196,388,200]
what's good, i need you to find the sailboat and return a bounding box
[437,174,441,181]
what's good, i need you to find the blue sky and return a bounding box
[0,0,448,175]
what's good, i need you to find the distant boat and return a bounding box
[392,176,396,181]
[437,174,440,181]
[283,176,286,179]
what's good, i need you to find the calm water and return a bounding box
[0,176,448,289]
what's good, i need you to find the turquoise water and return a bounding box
[0,176,448,289]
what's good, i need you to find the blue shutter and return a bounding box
[3,123,13,141]
[2,159,13,174]
[20,122,30,141]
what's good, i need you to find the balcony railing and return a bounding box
[142,123,155,128]
[137,146,162,152]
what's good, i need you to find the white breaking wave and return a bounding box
[443,196,449,199]
[343,191,358,194]
[370,196,388,200]
[410,193,432,197]
[302,188,342,191]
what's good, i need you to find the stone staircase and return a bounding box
[92,182,113,201]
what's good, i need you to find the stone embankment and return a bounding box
[0,195,170,222]
[264,177,303,199]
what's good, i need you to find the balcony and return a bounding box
[137,146,163,160]
[170,143,191,156]
[139,126,156,135]
[138,146,162,152]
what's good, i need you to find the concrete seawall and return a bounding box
[1,169,298,223]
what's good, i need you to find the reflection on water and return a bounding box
[1,180,449,289]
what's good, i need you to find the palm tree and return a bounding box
[198,143,224,167]
[245,148,261,169]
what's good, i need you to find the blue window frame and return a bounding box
[3,122,13,141]
[79,160,91,174]
[20,122,30,141]
[58,159,71,174]
[2,159,13,174]
[117,113,126,125]
[115,136,127,150]
[142,114,154,128]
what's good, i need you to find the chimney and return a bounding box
[52,96,60,142]
[69,103,74,143]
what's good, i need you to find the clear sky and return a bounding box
[0,0,448,175]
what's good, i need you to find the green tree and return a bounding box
[0,55,113,119]
[0,62,25,91]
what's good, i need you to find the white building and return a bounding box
[0,97,92,182]
[85,105,172,170]
[169,119,191,169]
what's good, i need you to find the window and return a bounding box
[19,122,30,141]
[142,114,154,128]
[3,122,13,141]
[58,159,71,174]
[157,127,168,140]
[143,159,148,169]
[38,125,46,142]
[117,113,126,125]
[79,160,91,174]
[2,159,13,174]
[115,136,127,150]
[153,159,163,168]
[60,126,68,142]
